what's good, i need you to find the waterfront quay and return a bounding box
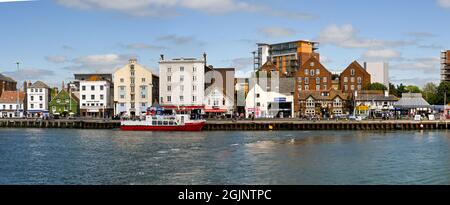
[1,118,449,130]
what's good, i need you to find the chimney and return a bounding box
[160,54,164,61]
[129,58,137,64]
[203,52,207,66]
[62,81,65,91]
[384,90,389,97]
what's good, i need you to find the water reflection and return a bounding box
[1,129,450,185]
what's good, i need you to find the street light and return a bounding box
[16,62,20,118]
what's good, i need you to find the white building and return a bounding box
[245,75,295,118]
[26,81,50,118]
[0,91,25,118]
[159,54,206,114]
[79,78,113,118]
[204,67,235,117]
[113,58,154,117]
[364,62,389,88]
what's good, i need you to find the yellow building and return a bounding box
[113,59,154,117]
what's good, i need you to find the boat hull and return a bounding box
[120,122,205,131]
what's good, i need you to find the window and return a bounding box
[91,86,95,91]
[167,86,171,91]
[131,94,135,101]
[316,69,320,75]
[119,86,125,91]
[2,105,5,109]
[310,62,315,67]
[39,104,43,109]
[316,85,320,90]
[31,96,34,101]
[120,78,124,83]
[30,89,34,92]
[357,77,362,84]
[180,96,184,102]
[131,86,135,92]
[131,103,135,108]
[323,77,327,83]
[324,85,328,90]
[91,95,95,100]
[100,85,104,90]
[167,96,171,102]
[9,105,12,110]
[306,99,315,107]
[297,77,302,83]
[351,77,355,83]
[256,94,260,98]
[180,85,184,91]
[193,76,197,81]
[193,66,197,72]
[131,78,135,84]
[180,75,184,82]
[305,69,309,75]
[120,95,124,99]
[131,70,135,76]
[82,95,86,100]
[142,78,146,82]
[141,103,146,107]
[344,77,348,83]
[351,85,355,91]
[30,104,34,109]
[357,85,362,90]
[310,69,315,76]
[333,98,342,107]
[304,77,309,84]
[167,67,172,73]
[82,103,86,106]
[305,85,309,90]
[82,86,86,91]
[256,102,261,107]
[316,77,320,85]
[193,85,197,91]
[350,69,355,76]
[39,89,42,92]
[141,94,146,99]
[192,96,197,102]
[100,95,104,100]
[180,66,184,72]
[39,96,43,101]
[167,76,171,82]
[344,85,348,91]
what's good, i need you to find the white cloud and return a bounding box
[259,27,296,38]
[45,55,68,64]
[391,57,440,72]
[438,0,450,8]
[156,35,194,44]
[363,49,402,61]
[0,0,34,3]
[55,0,316,20]
[121,43,166,50]
[3,68,55,83]
[65,53,135,73]
[317,24,413,49]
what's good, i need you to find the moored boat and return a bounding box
[120,114,205,131]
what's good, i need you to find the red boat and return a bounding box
[120,114,206,131]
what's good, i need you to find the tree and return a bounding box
[405,85,422,93]
[365,83,387,91]
[436,81,450,105]
[389,83,399,97]
[422,82,439,105]
[396,83,407,94]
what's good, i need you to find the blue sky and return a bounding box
[0,0,449,88]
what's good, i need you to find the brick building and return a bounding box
[0,74,17,97]
[339,61,371,94]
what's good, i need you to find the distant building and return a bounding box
[0,91,25,118]
[234,78,249,115]
[152,74,159,104]
[77,74,113,118]
[26,81,51,118]
[256,40,320,76]
[245,75,295,118]
[395,93,432,116]
[297,89,348,117]
[364,62,389,88]
[441,50,450,82]
[113,58,154,117]
[339,61,371,94]
[48,85,79,117]
[0,74,17,97]
[354,90,398,117]
[159,54,206,114]
[204,67,235,117]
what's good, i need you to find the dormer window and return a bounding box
[350,69,355,76]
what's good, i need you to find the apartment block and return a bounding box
[441,50,450,82]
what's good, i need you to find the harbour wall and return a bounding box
[0,119,449,131]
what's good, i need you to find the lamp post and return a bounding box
[16,62,20,118]
[252,51,256,120]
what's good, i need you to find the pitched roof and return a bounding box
[0,74,16,82]
[355,90,399,101]
[29,81,50,89]
[253,77,295,95]
[298,89,348,101]
[0,91,25,103]
[341,61,370,76]
[394,93,431,108]
[258,61,278,72]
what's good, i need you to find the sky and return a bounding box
[0,0,449,88]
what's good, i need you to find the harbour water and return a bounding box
[0,128,449,185]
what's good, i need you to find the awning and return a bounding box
[205,109,227,113]
[356,105,369,111]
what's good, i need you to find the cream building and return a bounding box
[114,58,154,117]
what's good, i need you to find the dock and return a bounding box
[1,119,449,131]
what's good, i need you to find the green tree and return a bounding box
[396,83,407,94]
[365,83,387,91]
[405,85,422,93]
[436,81,450,105]
[422,82,439,105]
[389,83,399,97]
